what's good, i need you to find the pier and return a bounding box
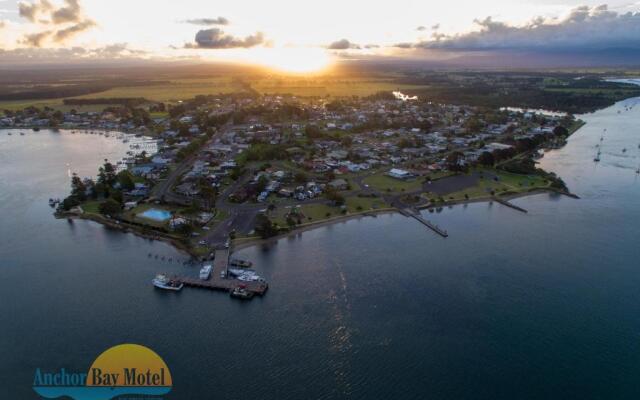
[169,248,268,297]
[399,208,449,237]
[492,197,528,213]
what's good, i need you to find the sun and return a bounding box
[241,47,333,74]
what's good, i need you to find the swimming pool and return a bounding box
[139,209,172,221]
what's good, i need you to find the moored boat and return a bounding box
[152,274,183,291]
[199,265,212,280]
[230,285,254,300]
[229,258,253,268]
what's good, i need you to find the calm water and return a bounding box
[1,97,640,400]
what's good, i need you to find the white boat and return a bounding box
[152,274,183,291]
[199,265,212,280]
[228,268,262,282]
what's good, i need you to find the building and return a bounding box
[387,168,413,180]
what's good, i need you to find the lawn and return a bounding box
[345,196,388,212]
[362,172,424,193]
[439,169,551,202]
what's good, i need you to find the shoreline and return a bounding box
[231,187,578,252]
[57,186,579,257]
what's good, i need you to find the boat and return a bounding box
[230,285,254,300]
[199,264,212,280]
[229,258,253,268]
[20,132,25,136]
[152,274,183,291]
[622,148,627,153]
[594,149,601,162]
[228,268,263,282]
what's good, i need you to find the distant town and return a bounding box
[2,91,581,256]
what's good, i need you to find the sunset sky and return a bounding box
[1,0,640,70]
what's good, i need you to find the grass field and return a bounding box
[251,77,429,97]
[362,172,424,193]
[74,77,244,103]
[439,169,551,202]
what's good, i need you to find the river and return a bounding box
[1,95,639,399]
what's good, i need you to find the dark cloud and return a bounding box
[51,0,81,24]
[392,42,414,49]
[327,38,360,50]
[18,0,52,22]
[183,17,229,26]
[414,5,640,51]
[18,0,95,47]
[416,26,426,31]
[185,28,265,49]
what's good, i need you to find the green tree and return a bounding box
[70,173,87,201]
[98,198,122,216]
[116,170,135,191]
[255,214,278,238]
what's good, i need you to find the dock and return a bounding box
[493,197,528,213]
[170,248,268,297]
[399,208,449,237]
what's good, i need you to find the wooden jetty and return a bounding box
[399,208,448,237]
[170,248,268,297]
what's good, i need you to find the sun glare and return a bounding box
[240,47,333,74]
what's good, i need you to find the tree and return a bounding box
[116,170,135,191]
[255,214,278,238]
[256,175,269,193]
[325,188,345,206]
[477,151,495,167]
[200,185,217,211]
[98,160,117,188]
[98,198,121,216]
[70,173,87,201]
[553,125,569,136]
[445,151,465,171]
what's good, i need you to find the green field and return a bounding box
[252,77,429,97]
[362,172,424,193]
[74,77,244,103]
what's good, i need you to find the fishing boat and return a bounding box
[152,274,183,291]
[199,264,212,280]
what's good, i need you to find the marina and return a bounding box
[157,248,268,298]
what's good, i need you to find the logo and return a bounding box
[33,343,172,400]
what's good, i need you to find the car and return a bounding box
[198,240,206,245]
[202,226,210,231]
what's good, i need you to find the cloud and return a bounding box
[185,28,265,49]
[183,17,229,26]
[413,5,640,51]
[416,26,426,31]
[0,44,149,64]
[17,0,95,46]
[21,30,51,46]
[53,19,94,42]
[18,0,52,22]
[51,0,81,24]
[327,38,360,50]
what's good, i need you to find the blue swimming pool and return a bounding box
[139,209,172,221]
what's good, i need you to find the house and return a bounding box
[328,178,348,190]
[387,168,413,180]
